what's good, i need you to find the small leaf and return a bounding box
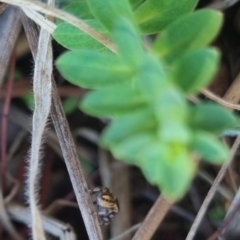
[53,20,108,51]
[154,88,187,123]
[113,18,145,68]
[134,0,197,34]
[153,10,223,63]
[171,48,220,93]
[111,132,157,164]
[140,142,195,200]
[136,54,168,101]
[57,1,94,25]
[190,103,238,133]
[56,50,132,89]
[101,107,157,147]
[191,132,229,163]
[129,0,143,7]
[158,121,191,144]
[81,83,147,116]
[87,0,133,30]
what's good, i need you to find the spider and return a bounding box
[89,187,119,225]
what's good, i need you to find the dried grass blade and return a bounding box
[7,204,76,240]
[21,11,103,240]
[22,8,56,34]
[0,6,21,87]
[27,19,53,240]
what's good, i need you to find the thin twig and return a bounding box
[207,0,240,10]
[110,223,141,240]
[1,52,16,188]
[207,186,240,240]
[21,11,103,240]
[43,199,78,215]
[201,89,240,111]
[186,136,240,240]
[51,76,103,240]
[198,170,233,200]
[1,0,116,53]
[27,9,53,239]
[7,204,76,240]
[132,196,173,240]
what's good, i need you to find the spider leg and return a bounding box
[97,208,110,216]
[89,187,102,194]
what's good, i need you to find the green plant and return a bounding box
[54,0,238,201]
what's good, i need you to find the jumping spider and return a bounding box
[89,187,119,225]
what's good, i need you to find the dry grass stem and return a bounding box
[0,6,21,87]
[198,170,233,200]
[7,204,76,240]
[1,0,116,53]
[201,89,240,111]
[43,200,78,215]
[132,196,173,240]
[21,11,103,240]
[27,13,53,240]
[50,79,103,240]
[110,223,141,240]
[22,8,56,33]
[4,174,20,204]
[186,136,240,240]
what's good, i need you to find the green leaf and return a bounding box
[154,88,187,122]
[101,107,157,147]
[136,54,168,101]
[57,1,94,25]
[153,10,223,63]
[86,0,133,30]
[191,132,229,163]
[171,48,220,93]
[158,121,191,144]
[190,103,237,133]
[134,0,197,34]
[129,0,143,6]
[140,142,195,200]
[111,132,157,164]
[53,20,108,51]
[81,83,147,116]
[113,18,145,68]
[56,50,132,89]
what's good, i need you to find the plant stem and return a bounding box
[132,196,173,240]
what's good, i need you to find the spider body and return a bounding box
[90,187,119,225]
